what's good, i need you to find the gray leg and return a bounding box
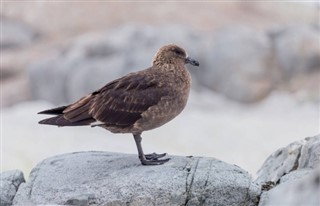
[133,133,170,165]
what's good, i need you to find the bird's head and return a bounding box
[152,44,200,67]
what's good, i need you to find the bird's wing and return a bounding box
[63,71,169,128]
[38,93,95,126]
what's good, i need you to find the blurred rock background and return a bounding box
[1,2,319,177]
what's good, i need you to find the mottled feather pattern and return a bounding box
[37,69,169,129]
[89,71,168,128]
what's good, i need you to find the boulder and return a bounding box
[258,167,320,206]
[202,25,274,103]
[298,136,320,169]
[255,140,303,184]
[256,135,320,206]
[256,135,320,184]
[13,152,260,205]
[0,170,25,206]
[3,135,320,205]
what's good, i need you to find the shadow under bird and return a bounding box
[38,44,199,165]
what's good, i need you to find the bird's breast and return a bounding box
[132,68,191,133]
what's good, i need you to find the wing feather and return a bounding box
[39,69,169,129]
[89,71,168,128]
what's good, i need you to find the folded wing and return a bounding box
[38,71,169,128]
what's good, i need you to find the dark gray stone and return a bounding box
[0,170,25,206]
[13,152,260,206]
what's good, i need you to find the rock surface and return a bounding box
[256,135,320,184]
[258,168,320,206]
[298,136,320,169]
[13,152,260,206]
[256,135,320,206]
[0,170,25,206]
[2,135,320,205]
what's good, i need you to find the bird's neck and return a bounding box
[150,63,191,87]
[152,60,185,72]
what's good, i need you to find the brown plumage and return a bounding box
[38,44,199,165]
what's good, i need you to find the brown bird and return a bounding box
[38,44,199,165]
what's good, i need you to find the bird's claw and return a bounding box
[140,157,170,166]
[144,152,167,160]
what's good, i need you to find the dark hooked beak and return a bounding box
[185,57,200,67]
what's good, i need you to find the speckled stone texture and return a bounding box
[13,152,260,206]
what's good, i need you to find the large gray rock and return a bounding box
[298,136,320,169]
[256,135,320,206]
[202,25,274,103]
[258,167,320,206]
[0,170,25,206]
[255,140,303,184]
[13,151,260,205]
[28,25,205,105]
[256,135,320,184]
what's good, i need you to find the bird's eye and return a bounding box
[174,49,184,56]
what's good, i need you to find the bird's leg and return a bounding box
[133,133,170,165]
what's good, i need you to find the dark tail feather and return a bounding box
[38,106,68,115]
[39,115,95,126]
